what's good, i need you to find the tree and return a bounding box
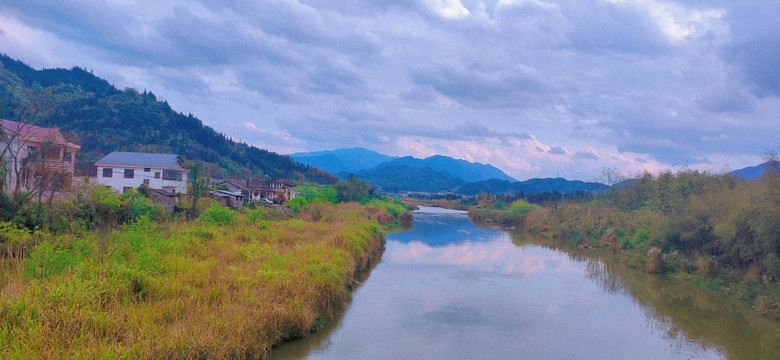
[0,85,57,196]
[599,167,627,187]
[187,162,209,219]
[335,174,375,202]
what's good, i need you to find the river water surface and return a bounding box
[271,206,780,359]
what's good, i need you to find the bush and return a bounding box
[297,185,338,204]
[365,198,408,217]
[507,199,542,216]
[287,197,308,213]
[399,212,414,228]
[199,204,236,225]
[0,221,36,260]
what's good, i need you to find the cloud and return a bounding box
[548,146,567,155]
[695,88,754,113]
[562,0,671,55]
[1,0,778,181]
[720,1,780,97]
[411,61,551,109]
[573,151,599,161]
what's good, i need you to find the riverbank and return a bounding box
[0,202,390,359]
[469,169,780,320]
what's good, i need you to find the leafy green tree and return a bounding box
[335,174,375,202]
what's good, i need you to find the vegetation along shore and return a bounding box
[466,162,780,320]
[0,177,412,359]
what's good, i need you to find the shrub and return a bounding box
[490,201,506,210]
[0,221,35,260]
[399,212,414,228]
[199,204,236,226]
[507,199,543,216]
[287,197,308,213]
[297,185,338,204]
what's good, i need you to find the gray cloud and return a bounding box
[573,151,599,161]
[548,146,566,155]
[720,1,780,97]
[411,61,551,109]
[3,0,779,180]
[561,0,671,55]
[695,88,754,114]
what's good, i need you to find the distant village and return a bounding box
[1,119,298,210]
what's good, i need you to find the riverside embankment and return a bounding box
[0,201,395,359]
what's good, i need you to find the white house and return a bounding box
[95,151,188,194]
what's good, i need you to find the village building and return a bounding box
[216,177,297,203]
[208,189,245,209]
[95,151,188,194]
[0,119,80,193]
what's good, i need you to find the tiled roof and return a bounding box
[96,151,183,168]
[1,119,81,149]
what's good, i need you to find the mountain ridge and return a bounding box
[0,53,336,183]
[291,147,515,185]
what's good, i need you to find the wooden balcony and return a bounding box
[28,160,75,173]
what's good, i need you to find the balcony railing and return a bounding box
[27,160,75,173]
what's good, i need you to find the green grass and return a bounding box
[0,204,386,359]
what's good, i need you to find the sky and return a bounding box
[1,0,779,181]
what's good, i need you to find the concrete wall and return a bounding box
[97,165,188,193]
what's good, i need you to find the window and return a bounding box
[64,152,72,162]
[144,168,151,172]
[155,172,160,179]
[143,179,150,185]
[103,168,113,178]
[26,146,38,159]
[124,169,134,178]
[123,187,132,193]
[162,170,182,181]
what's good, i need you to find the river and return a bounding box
[271,206,780,359]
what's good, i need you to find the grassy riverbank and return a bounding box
[1,198,395,358]
[472,169,780,320]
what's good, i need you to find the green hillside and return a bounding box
[343,165,465,193]
[0,54,336,183]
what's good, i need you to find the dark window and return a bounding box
[144,168,151,172]
[123,187,132,193]
[64,152,72,162]
[162,170,182,181]
[26,146,38,159]
[103,168,113,178]
[124,169,134,178]
[155,172,160,179]
[143,179,150,185]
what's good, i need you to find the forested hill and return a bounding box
[0,54,336,183]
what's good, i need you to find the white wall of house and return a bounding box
[96,165,188,194]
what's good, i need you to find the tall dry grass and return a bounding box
[0,203,385,359]
[520,170,780,319]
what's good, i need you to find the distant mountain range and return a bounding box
[731,161,776,180]
[291,148,606,194]
[457,178,608,195]
[291,148,514,183]
[290,147,396,174]
[292,148,776,195]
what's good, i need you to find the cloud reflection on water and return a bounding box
[387,233,578,278]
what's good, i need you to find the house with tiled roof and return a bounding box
[215,177,298,203]
[95,151,188,194]
[1,119,81,193]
